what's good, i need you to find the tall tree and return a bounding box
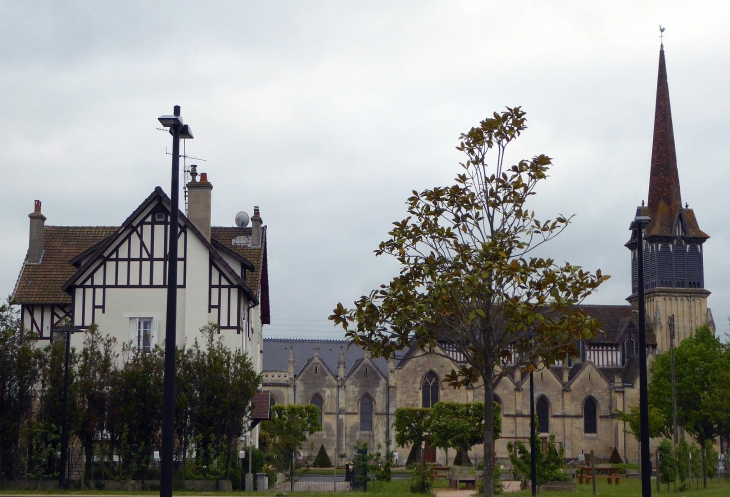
[331,108,608,497]
[73,324,117,480]
[428,401,501,464]
[648,324,730,487]
[260,404,321,487]
[0,299,42,479]
[188,325,262,478]
[108,342,164,481]
[393,408,431,464]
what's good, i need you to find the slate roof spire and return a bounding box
[648,45,682,213]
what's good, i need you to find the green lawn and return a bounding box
[1,476,729,496]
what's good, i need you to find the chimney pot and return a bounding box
[187,172,213,241]
[251,206,262,247]
[28,200,47,264]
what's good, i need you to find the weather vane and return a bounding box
[659,25,666,46]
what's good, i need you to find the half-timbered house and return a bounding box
[12,172,270,374]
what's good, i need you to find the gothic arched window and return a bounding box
[311,394,324,426]
[584,397,597,434]
[422,371,439,408]
[360,396,373,431]
[536,396,549,433]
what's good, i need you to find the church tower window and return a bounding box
[422,371,439,408]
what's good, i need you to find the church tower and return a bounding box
[626,45,712,352]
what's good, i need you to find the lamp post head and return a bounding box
[158,115,183,127]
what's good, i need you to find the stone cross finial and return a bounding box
[314,346,320,357]
[338,346,345,365]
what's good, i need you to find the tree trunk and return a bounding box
[702,441,707,488]
[482,367,495,497]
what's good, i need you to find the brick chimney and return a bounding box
[251,206,262,247]
[187,170,212,241]
[28,200,46,264]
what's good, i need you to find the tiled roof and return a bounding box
[211,226,269,324]
[13,226,117,304]
[578,304,636,344]
[648,46,681,215]
[13,188,268,310]
[263,338,389,378]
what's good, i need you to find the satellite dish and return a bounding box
[235,211,250,228]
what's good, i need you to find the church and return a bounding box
[261,45,714,466]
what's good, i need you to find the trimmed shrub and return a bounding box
[312,444,333,468]
[609,447,623,464]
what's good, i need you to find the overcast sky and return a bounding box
[1,1,728,340]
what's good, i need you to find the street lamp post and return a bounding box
[630,208,652,497]
[57,324,82,491]
[530,369,537,497]
[526,329,537,497]
[669,315,678,446]
[157,106,193,497]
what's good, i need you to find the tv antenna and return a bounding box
[158,128,207,215]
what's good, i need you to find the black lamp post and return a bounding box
[630,208,651,497]
[157,106,193,497]
[527,330,537,497]
[57,324,82,490]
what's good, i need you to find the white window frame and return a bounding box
[125,313,159,352]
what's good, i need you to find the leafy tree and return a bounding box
[260,404,321,488]
[616,404,666,441]
[331,108,608,497]
[506,431,569,486]
[429,401,501,464]
[657,438,677,491]
[676,437,691,489]
[0,299,42,479]
[108,342,164,481]
[705,440,718,480]
[36,333,79,481]
[187,325,261,478]
[649,324,730,487]
[393,408,430,464]
[72,324,117,480]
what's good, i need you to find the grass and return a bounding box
[1,477,729,496]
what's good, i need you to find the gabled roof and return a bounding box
[13,226,118,304]
[578,305,636,344]
[58,187,257,304]
[211,226,269,324]
[263,338,389,378]
[13,187,266,307]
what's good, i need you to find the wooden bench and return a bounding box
[578,475,621,485]
[431,466,451,481]
[451,474,477,490]
[577,466,620,485]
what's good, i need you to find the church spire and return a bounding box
[647,45,682,213]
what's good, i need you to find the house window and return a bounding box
[422,371,439,408]
[536,396,549,433]
[584,398,597,434]
[311,394,324,426]
[360,396,373,431]
[129,317,157,352]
